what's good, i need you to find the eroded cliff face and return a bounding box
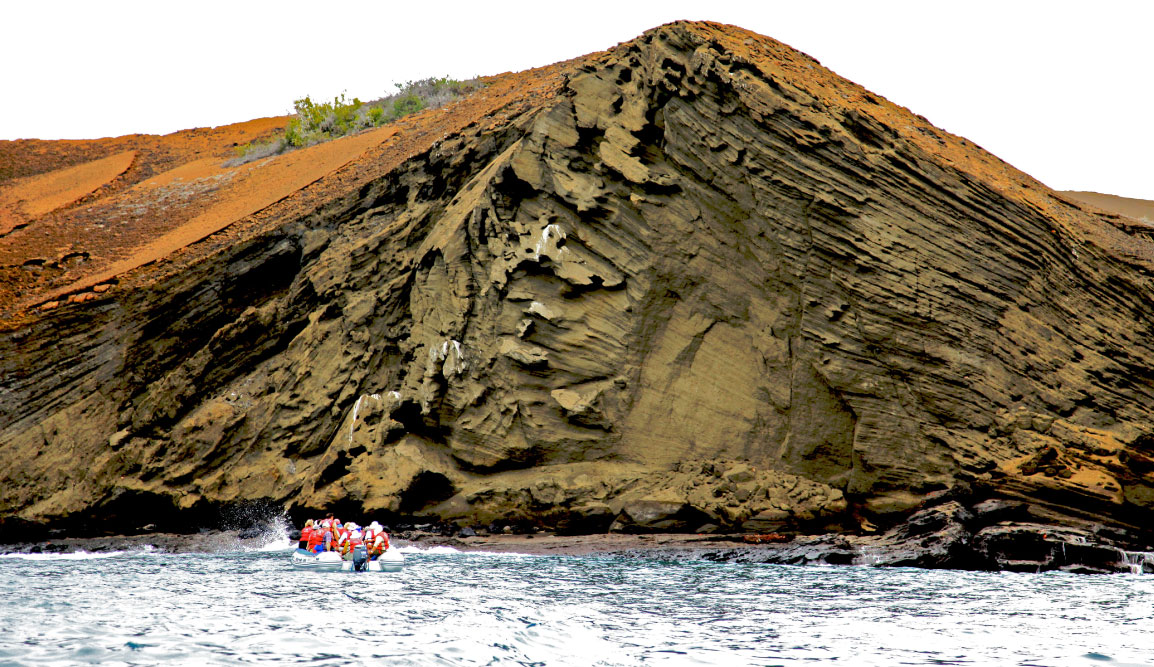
[4,22,1154,542]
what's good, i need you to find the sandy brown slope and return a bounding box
[0,117,287,185]
[0,150,136,236]
[1062,191,1154,221]
[1061,190,1154,237]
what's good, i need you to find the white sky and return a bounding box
[3,1,1151,199]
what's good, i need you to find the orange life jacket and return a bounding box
[364,529,390,554]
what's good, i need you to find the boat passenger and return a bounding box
[364,521,390,559]
[306,523,326,553]
[298,519,315,550]
[328,521,346,552]
[337,522,360,557]
[319,522,336,552]
[347,524,364,554]
[363,521,380,546]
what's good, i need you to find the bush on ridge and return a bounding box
[229,77,484,166]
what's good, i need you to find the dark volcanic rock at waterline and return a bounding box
[4,22,1154,558]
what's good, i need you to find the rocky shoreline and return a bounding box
[6,496,1154,576]
[410,504,1154,575]
[0,527,286,556]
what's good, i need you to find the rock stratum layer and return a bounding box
[4,22,1154,558]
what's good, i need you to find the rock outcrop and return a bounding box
[4,22,1154,561]
[696,493,1154,574]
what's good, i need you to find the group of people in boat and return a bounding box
[298,514,391,560]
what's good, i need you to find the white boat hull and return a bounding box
[291,548,404,572]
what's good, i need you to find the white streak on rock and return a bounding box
[349,395,365,443]
[429,339,467,376]
[534,224,566,261]
[444,339,466,375]
[527,301,557,320]
[348,393,383,443]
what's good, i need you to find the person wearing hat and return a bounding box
[331,520,348,554]
[342,523,364,560]
[363,521,390,559]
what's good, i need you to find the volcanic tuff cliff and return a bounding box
[4,22,1154,546]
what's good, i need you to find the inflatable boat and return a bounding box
[291,546,404,572]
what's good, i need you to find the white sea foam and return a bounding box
[397,545,462,555]
[0,550,128,560]
[230,514,296,553]
[259,538,295,552]
[395,544,537,558]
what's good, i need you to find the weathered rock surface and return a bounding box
[689,495,1154,574]
[4,22,1154,565]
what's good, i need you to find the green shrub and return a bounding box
[227,77,484,166]
[390,93,426,118]
[368,77,484,115]
[283,93,366,148]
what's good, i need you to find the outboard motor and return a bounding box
[352,544,369,572]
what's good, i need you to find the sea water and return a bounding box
[0,539,1152,666]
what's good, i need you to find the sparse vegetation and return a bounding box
[228,77,484,166]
